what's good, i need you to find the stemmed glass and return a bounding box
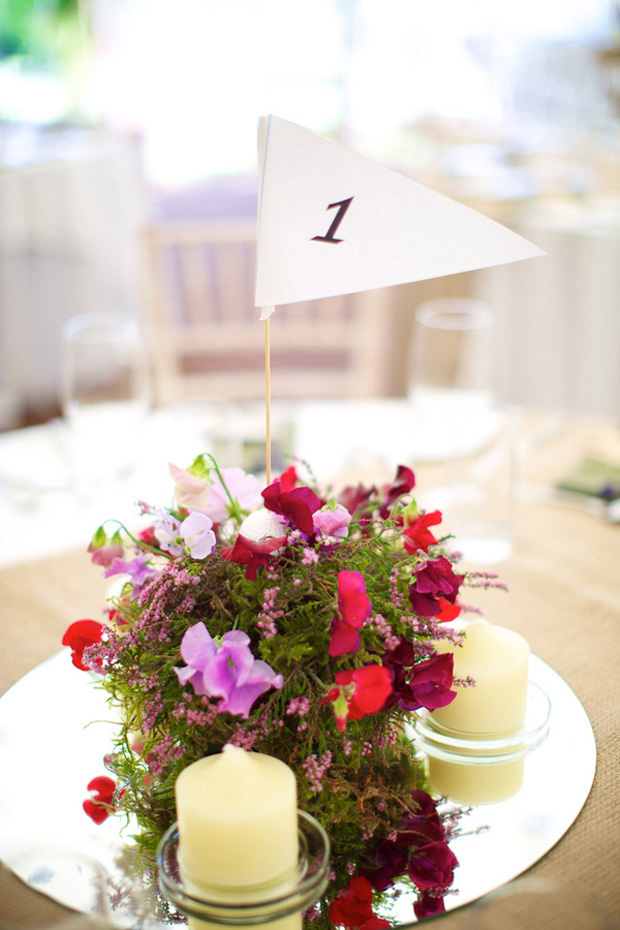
[60,312,151,496]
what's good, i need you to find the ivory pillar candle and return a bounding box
[175,745,299,890]
[432,619,530,735]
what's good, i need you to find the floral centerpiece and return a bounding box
[63,455,504,925]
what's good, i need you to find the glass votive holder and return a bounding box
[157,810,330,928]
[412,681,551,805]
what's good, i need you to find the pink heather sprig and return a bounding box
[465,571,510,591]
[302,751,333,794]
[146,734,185,776]
[286,695,311,717]
[301,547,319,566]
[369,612,400,652]
[389,567,406,610]
[453,676,476,688]
[257,586,284,638]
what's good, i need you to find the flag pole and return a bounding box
[264,311,273,485]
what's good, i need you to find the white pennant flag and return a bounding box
[255,115,544,316]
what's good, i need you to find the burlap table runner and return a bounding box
[1,493,619,927]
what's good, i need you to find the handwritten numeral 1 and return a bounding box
[312,197,354,244]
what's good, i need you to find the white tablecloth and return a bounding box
[0,127,145,425]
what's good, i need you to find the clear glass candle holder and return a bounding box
[157,810,330,925]
[411,681,551,805]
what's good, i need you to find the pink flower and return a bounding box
[174,622,283,718]
[169,462,261,522]
[87,526,124,568]
[313,503,352,541]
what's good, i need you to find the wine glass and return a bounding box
[60,312,151,495]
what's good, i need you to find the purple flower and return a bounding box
[174,622,283,718]
[179,512,216,559]
[103,555,159,587]
[154,509,183,556]
[154,509,216,559]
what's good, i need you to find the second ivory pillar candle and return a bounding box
[175,745,299,890]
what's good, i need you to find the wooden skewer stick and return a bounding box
[264,314,272,485]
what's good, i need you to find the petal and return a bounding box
[180,622,216,669]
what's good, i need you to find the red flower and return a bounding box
[262,480,321,535]
[83,776,118,825]
[278,465,298,492]
[329,876,391,929]
[436,598,461,623]
[326,665,393,732]
[402,510,442,554]
[62,620,103,671]
[408,840,459,890]
[408,557,464,618]
[221,533,287,581]
[139,525,159,548]
[329,571,372,657]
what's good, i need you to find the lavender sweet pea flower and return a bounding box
[154,509,183,556]
[313,503,352,542]
[103,555,159,587]
[180,512,216,559]
[174,622,283,718]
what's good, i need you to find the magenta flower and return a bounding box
[398,653,456,712]
[408,840,459,890]
[174,622,283,718]
[408,556,464,618]
[262,479,321,536]
[413,891,446,919]
[379,464,416,518]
